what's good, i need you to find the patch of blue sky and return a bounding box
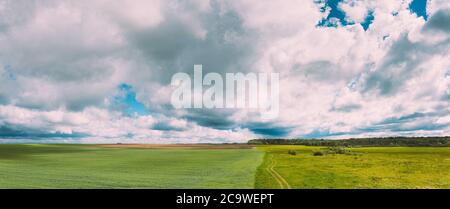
[409,0,428,20]
[361,10,374,31]
[317,0,350,27]
[317,0,374,31]
[113,83,149,116]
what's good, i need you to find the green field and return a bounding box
[0,144,449,188]
[255,145,450,189]
[0,144,263,188]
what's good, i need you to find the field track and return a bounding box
[266,154,291,189]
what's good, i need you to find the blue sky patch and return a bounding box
[318,0,349,27]
[317,0,374,30]
[409,0,428,20]
[113,84,149,116]
[361,10,374,31]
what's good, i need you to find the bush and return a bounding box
[327,146,350,155]
[288,150,297,155]
[312,147,357,156]
[312,150,324,156]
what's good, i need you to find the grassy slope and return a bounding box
[0,144,263,188]
[255,145,450,189]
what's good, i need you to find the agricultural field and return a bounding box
[0,144,263,188]
[0,144,449,189]
[255,145,450,189]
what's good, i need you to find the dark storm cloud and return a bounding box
[0,42,119,111]
[423,9,450,33]
[152,122,185,132]
[122,2,259,132]
[1,0,259,133]
[0,123,89,139]
[358,110,450,133]
[183,109,293,137]
[126,2,257,85]
[358,121,449,133]
[442,93,450,101]
[0,0,126,112]
[362,9,450,96]
[184,109,236,130]
[242,122,293,137]
[363,33,449,95]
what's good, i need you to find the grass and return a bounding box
[0,144,263,188]
[1,144,449,188]
[255,145,450,189]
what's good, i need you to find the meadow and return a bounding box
[0,144,449,189]
[255,145,450,189]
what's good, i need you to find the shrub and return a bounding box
[288,150,297,155]
[312,150,324,156]
[312,147,357,156]
[327,146,350,155]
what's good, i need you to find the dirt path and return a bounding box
[266,154,291,189]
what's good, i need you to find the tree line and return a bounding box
[248,137,450,147]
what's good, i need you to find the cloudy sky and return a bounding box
[0,0,449,143]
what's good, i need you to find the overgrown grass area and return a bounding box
[0,144,263,188]
[255,145,450,189]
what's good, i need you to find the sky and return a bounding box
[0,0,449,143]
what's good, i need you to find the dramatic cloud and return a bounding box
[0,0,449,143]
